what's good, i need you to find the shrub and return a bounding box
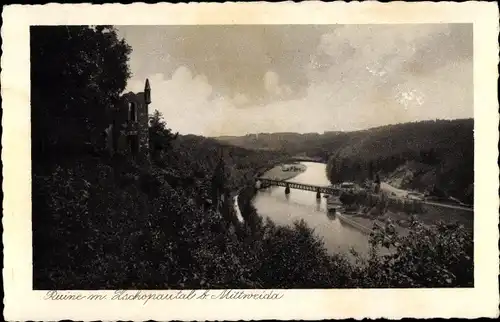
[353,218,473,287]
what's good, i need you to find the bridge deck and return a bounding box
[258,178,341,195]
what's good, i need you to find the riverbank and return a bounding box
[258,163,307,181]
[336,211,409,237]
[235,162,307,227]
[336,212,374,234]
[327,181,469,236]
[232,195,244,223]
[335,196,471,236]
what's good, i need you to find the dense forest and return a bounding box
[217,119,474,204]
[325,120,474,204]
[31,25,473,289]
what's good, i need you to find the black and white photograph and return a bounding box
[2,2,499,320]
[31,23,475,290]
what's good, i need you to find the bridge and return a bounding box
[257,178,342,198]
[256,178,472,219]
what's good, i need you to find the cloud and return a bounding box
[232,92,250,107]
[301,24,472,127]
[126,67,221,136]
[126,66,330,136]
[117,25,326,102]
[263,71,292,97]
[123,24,472,136]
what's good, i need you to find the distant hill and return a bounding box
[215,119,472,159]
[216,132,327,153]
[215,119,474,203]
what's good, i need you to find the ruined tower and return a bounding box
[107,79,151,164]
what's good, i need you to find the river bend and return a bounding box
[253,162,371,256]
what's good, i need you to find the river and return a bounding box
[252,162,371,257]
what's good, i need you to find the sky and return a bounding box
[117,24,473,137]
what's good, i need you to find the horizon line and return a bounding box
[196,117,473,138]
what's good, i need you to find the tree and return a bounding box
[149,109,178,159]
[358,219,473,287]
[322,150,330,163]
[254,219,350,288]
[211,150,227,211]
[326,156,338,184]
[431,184,448,199]
[368,161,374,181]
[31,26,132,160]
[339,192,356,205]
[428,148,436,164]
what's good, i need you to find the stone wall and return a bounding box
[105,91,150,164]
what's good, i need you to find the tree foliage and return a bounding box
[149,109,178,159]
[352,219,473,287]
[35,152,474,289]
[31,25,132,159]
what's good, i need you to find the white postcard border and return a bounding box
[2,2,499,320]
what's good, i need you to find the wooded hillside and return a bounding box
[217,119,474,203]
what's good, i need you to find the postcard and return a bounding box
[2,2,499,320]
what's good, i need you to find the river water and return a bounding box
[252,162,371,257]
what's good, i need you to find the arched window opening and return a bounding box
[129,102,137,122]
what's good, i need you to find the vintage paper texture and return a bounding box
[2,1,499,320]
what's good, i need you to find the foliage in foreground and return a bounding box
[32,154,347,289]
[352,219,473,287]
[33,154,473,289]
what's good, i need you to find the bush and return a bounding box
[340,192,357,205]
[353,219,473,287]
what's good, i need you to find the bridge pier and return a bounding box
[316,188,321,199]
[285,183,290,195]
